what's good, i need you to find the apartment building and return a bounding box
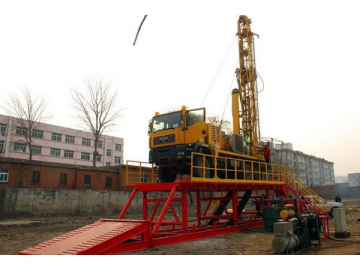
[294,151,308,185]
[270,141,335,186]
[0,114,124,167]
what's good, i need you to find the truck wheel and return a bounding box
[158,166,177,183]
[193,157,210,178]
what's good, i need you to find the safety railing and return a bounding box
[125,153,294,186]
[126,160,158,186]
[286,172,332,214]
[190,152,289,184]
[286,173,320,198]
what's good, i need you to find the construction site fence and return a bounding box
[126,153,292,186]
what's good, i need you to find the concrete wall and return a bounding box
[335,186,360,199]
[1,185,358,219]
[0,187,145,218]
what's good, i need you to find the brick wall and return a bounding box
[310,186,335,199]
[0,157,154,191]
[310,185,360,200]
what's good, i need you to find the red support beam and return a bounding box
[118,187,138,219]
[152,185,177,234]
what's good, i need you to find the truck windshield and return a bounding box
[151,111,183,132]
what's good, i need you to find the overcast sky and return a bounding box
[1,1,359,177]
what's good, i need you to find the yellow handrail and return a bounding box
[190,152,288,184]
[126,160,157,185]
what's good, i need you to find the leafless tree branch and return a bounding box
[207,116,232,135]
[71,77,124,167]
[2,87,50,160]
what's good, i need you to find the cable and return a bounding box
[133,16,148,46]
[201,35,237,107]
[256,71,265,93]
[219,73,236,128]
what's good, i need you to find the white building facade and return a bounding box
[0,115,124,167]
[269,142,335,186]
[348,173,360,187]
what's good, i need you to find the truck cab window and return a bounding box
[151,111,183,132]
[186,109,205,126]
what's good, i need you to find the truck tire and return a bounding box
[245,162,252,180]
[193,156,210,178]
[158,166,177,183]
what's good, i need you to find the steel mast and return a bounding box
[232,15,260,157]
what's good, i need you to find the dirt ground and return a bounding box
[1,199,359,255]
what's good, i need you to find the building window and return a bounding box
[59,173,67,185]
[14,143,26,152]
[84,175,91,187]
[96,155,102,162]
[65,135,75,144]
[50,148,61,156]
[32,129,43,139]
[115,144,121,151]
[52,133,62,141]
[0,169,9,182]
[0,141,4,153]
[114,156,121,164]
[81,152,90,160]
[82,138,91,146]
[97,141,103,148]
[105,177,112,188]
[106,162,111,166]
[106,149,111,156]
[30,146,42,155]
[141,174,148,183]
[0,123,6,134]
[64,150,74,158]
[16,126,27,136]
[32,171,41,184]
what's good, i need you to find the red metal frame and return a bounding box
[285,183,331,241]
[20,180,286,255]
[20,174,330,255]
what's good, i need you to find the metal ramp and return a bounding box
[19,219,150,255]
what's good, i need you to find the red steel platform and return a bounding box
[19,180,275,255]
[19,158,329,255]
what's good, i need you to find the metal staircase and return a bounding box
[285,172,331,240]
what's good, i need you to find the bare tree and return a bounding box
[207,116,232,135]
[71,77,123,167]
[162,106,184,113]
[3,87,50,160]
